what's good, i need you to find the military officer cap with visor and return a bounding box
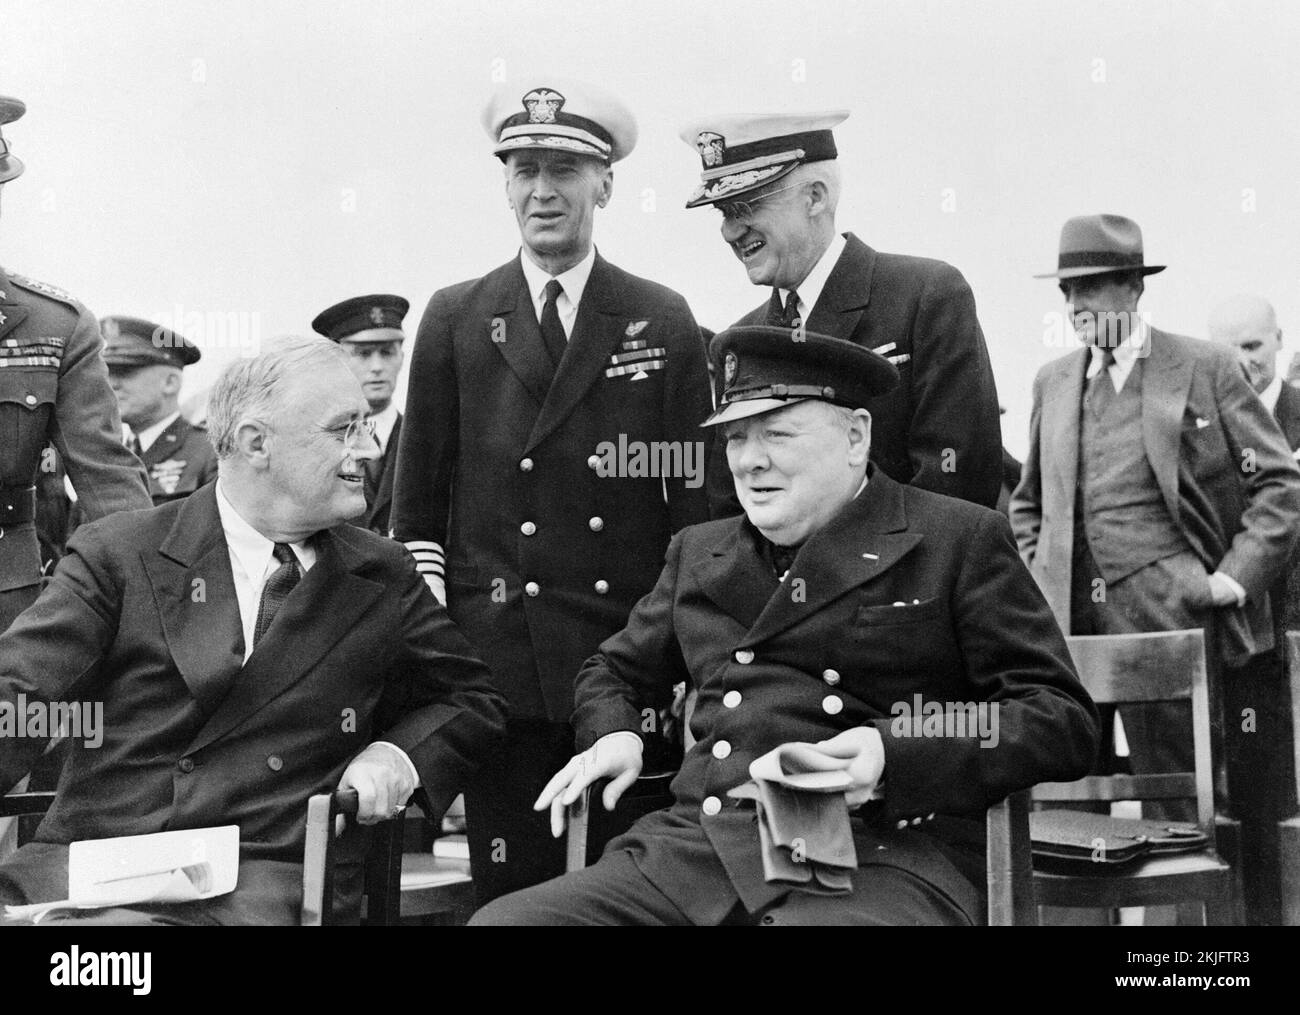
[0,95,26,184]
[101,316,201,369]
[702,325,898,427]
[482,76,638,164]
[678,110,849,209]
[311,294,409,344]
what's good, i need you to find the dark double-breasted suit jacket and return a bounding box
[730,234,1003,509]
[139,415,219,504]
[572,469,1099,924]
[0,267,150,632]
[0,484,506,917]
[392,253,714,721]
[1010,328,1300,666]
[357,413,401,535]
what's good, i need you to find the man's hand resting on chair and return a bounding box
[535,732,644,838]
[338,742,418,825]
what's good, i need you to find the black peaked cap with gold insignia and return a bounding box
[702,325,898,427]
[312,294,409,343]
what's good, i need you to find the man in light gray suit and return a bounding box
[1011,214,1300,829]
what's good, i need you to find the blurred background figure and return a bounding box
[1208,293,1300,925]
[0,93,151,857]
[312,294,408,535]
[102,316,216,504]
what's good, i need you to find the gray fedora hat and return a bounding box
[1034,213,1166,280]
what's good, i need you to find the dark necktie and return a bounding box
[540,279,568,370]
[363,433,383,489]
[128,432,144,459]
[764,288,802,330]
[1085,347,1118,417]
[253,543,300,646]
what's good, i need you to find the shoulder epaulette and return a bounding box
[6,271,79,307]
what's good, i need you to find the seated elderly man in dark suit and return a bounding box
[0,336,506,925]
[473,326,1099,926]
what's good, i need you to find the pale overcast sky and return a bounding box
[2,0,1297,457]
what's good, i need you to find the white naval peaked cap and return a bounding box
[677,110,849,208]
[482,76,638,164]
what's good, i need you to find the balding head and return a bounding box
[1208,294,1283,394]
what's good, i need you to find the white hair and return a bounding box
[207,336,350,459]
[790,160,842,219]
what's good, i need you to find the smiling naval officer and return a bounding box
[681,111,1002,510]
[390,77,715,905]
[472,324,1097,925]
[312,294,408,535]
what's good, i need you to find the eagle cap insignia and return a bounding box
[369,306,385,326]
[697,131,726,168]
[724,351,737,387]
[523,88,565,124]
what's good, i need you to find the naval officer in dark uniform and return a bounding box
[391,77,714,904]
[0,95,151,634]
[102,316,216,504]
[475,327,1098,926]
[312,294,407,535]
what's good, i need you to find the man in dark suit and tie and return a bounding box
[102,316,218,504]
[392,77,714,905]
[473,327,1098,926]
[1209,294,1300,924]
[679,111,1002,509]
[312,294,408,535]
[0,336,506,924]
[1011,216,1300,839]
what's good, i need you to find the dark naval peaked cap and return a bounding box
[311,294,409,343]
[0,95,26,184]
[678,110,848,208]
[482,76,638,164]
[101,316,201,369]
[702,325,898,427]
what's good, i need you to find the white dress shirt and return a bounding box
[1258,374,1283,415]
[1084,318,1148,392]
[213,481,419,787]
[133,411,182,454]
[519,246,597,339]
[777,232,847,323]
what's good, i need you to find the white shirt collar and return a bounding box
[778,233,847,320]
[214,479,316,580]
[1259,374,1284,414]
[1086,317,1150,388]
[519,246,597,334]
[368,402,399,454]
[134,411,182,454]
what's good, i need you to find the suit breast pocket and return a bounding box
[854,596,944,628]
[0,367,57,468]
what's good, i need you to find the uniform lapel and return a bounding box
[183,526,385,756]
[0,268,29,341]
[142,485,245,715]
[367,413,400,526]
[692,523,782,631]
[742,470,921,647]
[1139,329,1193,525]
[526,253,628,453]
[804,233,873,342]
[141,417,186,468]
[488,258,553,407]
